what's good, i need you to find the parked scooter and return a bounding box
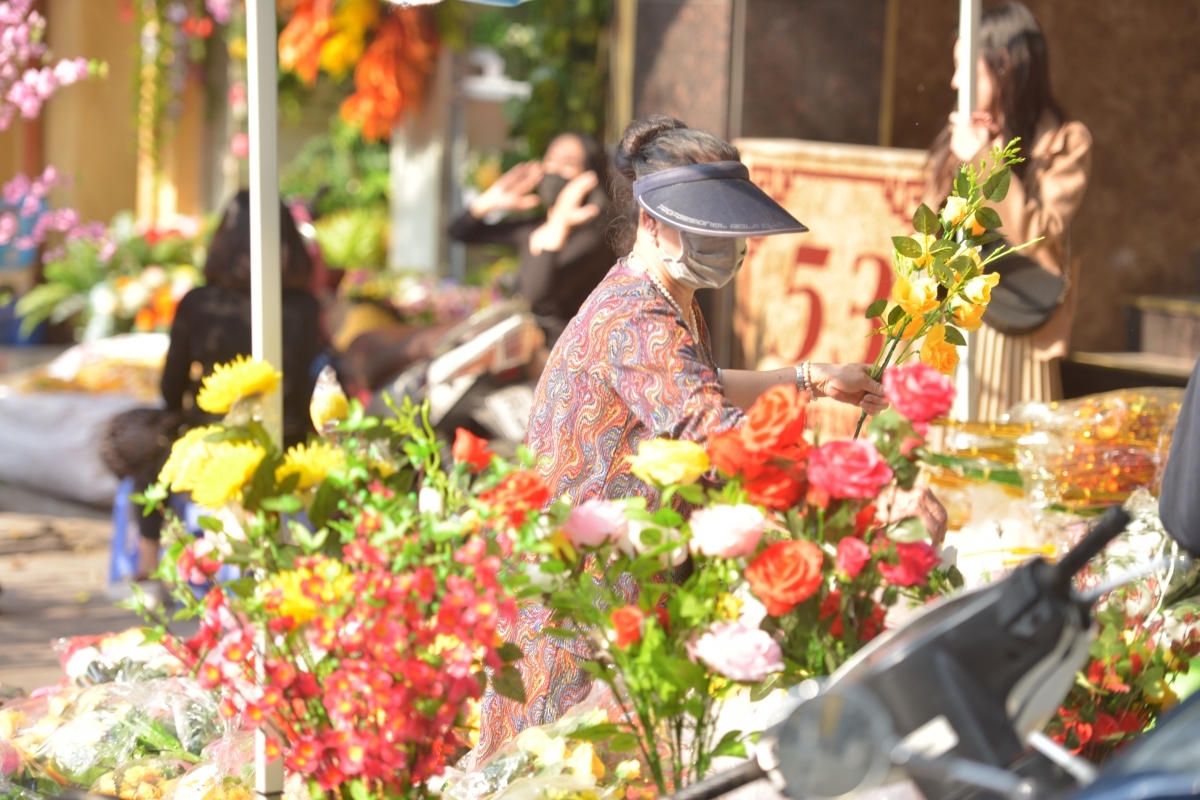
[669,506,1199,800]
[367,298,545,449]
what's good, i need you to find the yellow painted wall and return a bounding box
[40,0,138,226]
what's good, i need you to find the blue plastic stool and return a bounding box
[108,477,141,586]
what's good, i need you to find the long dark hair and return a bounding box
[610,115,741,253]
[204,190,314,293]
[928,1,1065,195]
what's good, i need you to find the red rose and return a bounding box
[741,384,808,454]
[745,464,806,510]
[882,362,956,432]
[836,536,871,579]
[452,428,493,472]
[745,540,824,617]
[854,504,877,538]
[819,589,843,637]
[480,470,550,527]
[1073,721,1094,745]
[611,606,645,648]
[1094,712,1121,741]
[1116,709,1146,734]
[879,541,939,587]
[860,602,887,642]
[807,440,894,500]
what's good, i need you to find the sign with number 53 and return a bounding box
[733,139,927,371]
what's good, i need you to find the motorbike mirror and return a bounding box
[775,687,896,799]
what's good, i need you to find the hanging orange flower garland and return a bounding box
[278,0,335,85]
[339,7,439,141]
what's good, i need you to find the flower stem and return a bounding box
[852,334,903,439]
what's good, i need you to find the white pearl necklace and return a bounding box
[628,254,698,342]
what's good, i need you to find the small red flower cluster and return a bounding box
[177,531,517,794]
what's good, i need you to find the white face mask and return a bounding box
[656,230,748,290]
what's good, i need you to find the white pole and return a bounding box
[246,2,285,797]
[247,0,284,445]
[953,0,981,422]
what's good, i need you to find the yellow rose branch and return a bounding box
[853,138,1038,437]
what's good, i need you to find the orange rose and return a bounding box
[610,606,644,648]
[740,384,808,454]
[745,540,824,617]
[920,324,960,376]
[744,465,806,511]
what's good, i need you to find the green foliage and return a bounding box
[281,117,391,216]
[470,0,612,156]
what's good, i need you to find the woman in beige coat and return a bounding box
[926,1,1092,420]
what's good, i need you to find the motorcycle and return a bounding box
[367,298,545,450]
[670,506,1199,800]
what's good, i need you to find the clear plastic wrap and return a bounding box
[89,755,192,800]
[54,629,187,687]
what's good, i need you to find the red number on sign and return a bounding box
[776,245,829,362]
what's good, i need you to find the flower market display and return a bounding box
[3,346,1197,797]
[15,213,206,342]
[1,0,105,269]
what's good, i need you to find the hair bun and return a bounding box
[616,115,687,171]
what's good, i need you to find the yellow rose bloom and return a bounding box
[942,196,968,227]
[963,272,1001,305]
[715,592,744,621]
[628,438,710,486]
[318,32,364,80]
[889,314,925,340]
[276,441,345,491]
[310,374,350,433]
[920,324,960,376]
[892,273,939,317]
[912,234,937,269]
[176,441,266,509]
[950,298,986,332]
[964,212,986,237]
[196,356,282,414]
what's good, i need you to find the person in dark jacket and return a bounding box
[135,190,322,577]
[1160,360,1200,557]
[447,132,615,348]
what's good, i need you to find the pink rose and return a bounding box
[883,362,956,433]
[687,622,784,683]
[879,541,939,587]
[562,499,628,548]
[836,536,870,579]
[807,440,894,500]
[230,132,250,160]
[688,504,765,559]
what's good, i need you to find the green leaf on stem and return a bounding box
[608,733,640,752]
[886,305,906,326]
[930,238,957,255]
[262,495,304,514]
[570,723,625,741]
[497,642,523,663]
[308,481,339,529]
[912,203,941,236]
[971,232,1004,247]
[712,730,748,758]
[954,171,971,200]
[749,673,780,702]
[974,206,1002,230]
[982,166,1011,202]
[865,298,888,320]
[196,515,224,533]
[887,516,929,543]
[930,260,955,288]
[943,326,967,346]
[347,780,370,800]
[491,664,527,704]
[892,236,924,259]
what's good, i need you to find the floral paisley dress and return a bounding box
[475,261,744,761]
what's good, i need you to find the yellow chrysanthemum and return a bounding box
[196,356,282,414]
[715,592,744,622]
[158,425,222,488]
[259,558,352,626]
[175,441,265,509]
[628,438,710,486]
[276,441,345,491]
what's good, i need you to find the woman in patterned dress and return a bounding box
[476,116,943,760]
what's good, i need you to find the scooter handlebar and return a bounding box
[1048,505,1130,595]
[667,760,768,800]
